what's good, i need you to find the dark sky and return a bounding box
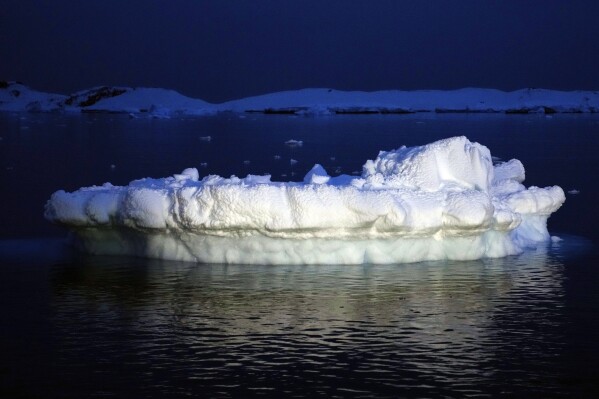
[2,0,598,103]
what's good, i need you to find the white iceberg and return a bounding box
[45,137,565,265]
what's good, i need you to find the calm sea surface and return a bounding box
[0,113,598,397]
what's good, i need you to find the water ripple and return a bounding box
[17,243,580,397]
[0,236,595,397]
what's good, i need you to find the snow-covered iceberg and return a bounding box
[45,137,565,264]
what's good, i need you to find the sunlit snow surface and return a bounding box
[45,137,565,264]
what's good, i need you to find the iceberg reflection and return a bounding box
[47,241,575,395]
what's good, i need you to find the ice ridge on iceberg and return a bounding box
[45,137,565,264]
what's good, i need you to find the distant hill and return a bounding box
[2,81,598,116]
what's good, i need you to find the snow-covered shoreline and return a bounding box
[2,81,598,116]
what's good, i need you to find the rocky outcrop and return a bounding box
[64,86,130,107]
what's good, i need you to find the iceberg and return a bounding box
[45,137,565,265]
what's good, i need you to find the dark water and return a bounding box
[1,113,598,397]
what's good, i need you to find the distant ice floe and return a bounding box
[4,81,599,115]
[285,139,303,147]
[45,136,565,265]
[568,189,580,195]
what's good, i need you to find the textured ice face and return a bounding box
[362,136,494,191]
[45,136,565,264]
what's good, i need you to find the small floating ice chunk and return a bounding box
[110,164,116,170]
[551,236,563,243]
[285,139,303,147]
[273,155,281,160]
[199,136,212,142]
[243,160,251,165]
[568,189,580,195]
[200,162,208,168]
[290,159,298,165]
